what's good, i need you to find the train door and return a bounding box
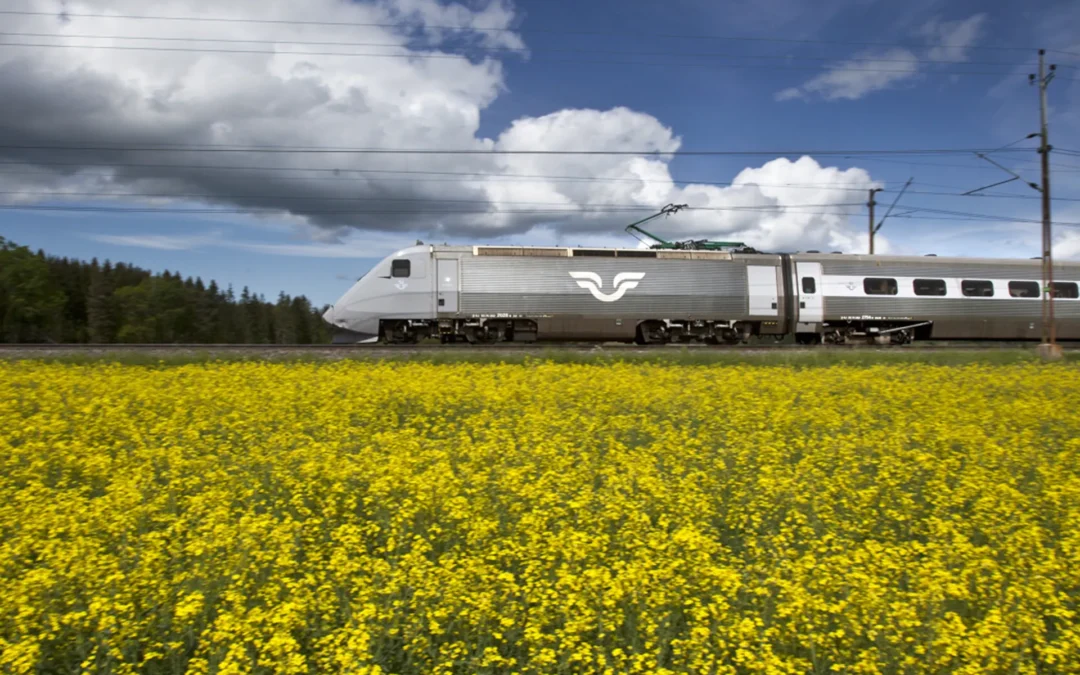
[746,265,779,316]
[795,261,823,325]
[437,258,459,313]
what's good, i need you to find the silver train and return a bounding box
[322,244,1080,344]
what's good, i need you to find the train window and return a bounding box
[863,278,898,295]
[1053,282,1080,299]
[802,277,816,294]
[961,280,994,297]
[913,278,946,296]
[391,260,411,278]
[1008,281,1040,298]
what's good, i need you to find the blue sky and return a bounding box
[1,0,1078,306]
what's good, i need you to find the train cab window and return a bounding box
[1008,281,1040,298]
[1053,282,1079,299]
[961,280,994,297]
[391,259,411,278]
[913,278,946,296]
[802,277,816,294]
[863,278,898,295]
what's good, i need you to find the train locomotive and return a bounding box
[322,243,1080,345]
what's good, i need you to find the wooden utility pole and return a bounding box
[1032,49,1060,358]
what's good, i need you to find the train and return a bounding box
[321,243,1080,345]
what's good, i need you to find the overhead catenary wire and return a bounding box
[845,154,1080,173]
[0,143,1040,156]
[6,204,1080,230]
[0,40,1057,77]
[0,204,867,217]
[0,190,868,210]
[3,162,1080,201]
[4,182,1080,203]
[0,198,1073,225]
[0,158,900,186]
[1,8,1073,56]
[0,30,1051,69]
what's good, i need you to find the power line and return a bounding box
[0,158,892,187]
[0,204,865,217]
[0,190,867,210]
[0,143,1037,156]
[1,9,1070,56]
[5,161,1080,200]
[0,40,1053,77]
[0,30,1045,69]
[896,205,1080,226]
[849,154,1080,173]
[893,214,1080,229]
[8,203,1080,229]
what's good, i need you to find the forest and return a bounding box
[0,237,332,344]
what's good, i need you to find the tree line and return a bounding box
[0,237,333,344]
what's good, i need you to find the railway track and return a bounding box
[0,342,1074,355]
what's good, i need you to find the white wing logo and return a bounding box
[569,271,646,302]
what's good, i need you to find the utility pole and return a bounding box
[1032,49,1060,358]
[867,181,910,255]
[868,188,881,254]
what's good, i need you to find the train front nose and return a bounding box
[323,299,380,344]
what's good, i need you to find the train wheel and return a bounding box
[635,321,667,345]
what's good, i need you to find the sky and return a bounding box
[1,0,1079,306]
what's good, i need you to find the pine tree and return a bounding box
[87,261,117,343]
[274,292,296,344]
[0,238,329,344]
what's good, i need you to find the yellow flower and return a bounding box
[0,359,1077,674]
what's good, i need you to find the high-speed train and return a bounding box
[322,243,1080,344]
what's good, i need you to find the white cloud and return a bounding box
[1055,231,1080,259]
[1,0,884,254]
[224,242,389,258]
[774,13,986,103]
[88,231,222,250]
[919,14,987,62]
[775,49,920,101]
[668,156,885,252]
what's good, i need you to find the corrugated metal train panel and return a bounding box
[818,260,1080,280]
[457,256,769,317]
[825,297,1080,319]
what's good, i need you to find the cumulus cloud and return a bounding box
[2,0,881,253]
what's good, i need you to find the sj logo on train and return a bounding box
[569,272,646,302]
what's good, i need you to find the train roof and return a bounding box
[790,252,1080,268]
[404,244,1079,268]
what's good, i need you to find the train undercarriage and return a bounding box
[381,318,768,345]
[380,319,539,345]
[379,318,938,346]
[797,321,934,346]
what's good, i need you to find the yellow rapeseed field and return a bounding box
[2,359,1080,674]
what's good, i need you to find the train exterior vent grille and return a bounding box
[474,247,570,257]
[656,251,733,260]
[473,247,733,260]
